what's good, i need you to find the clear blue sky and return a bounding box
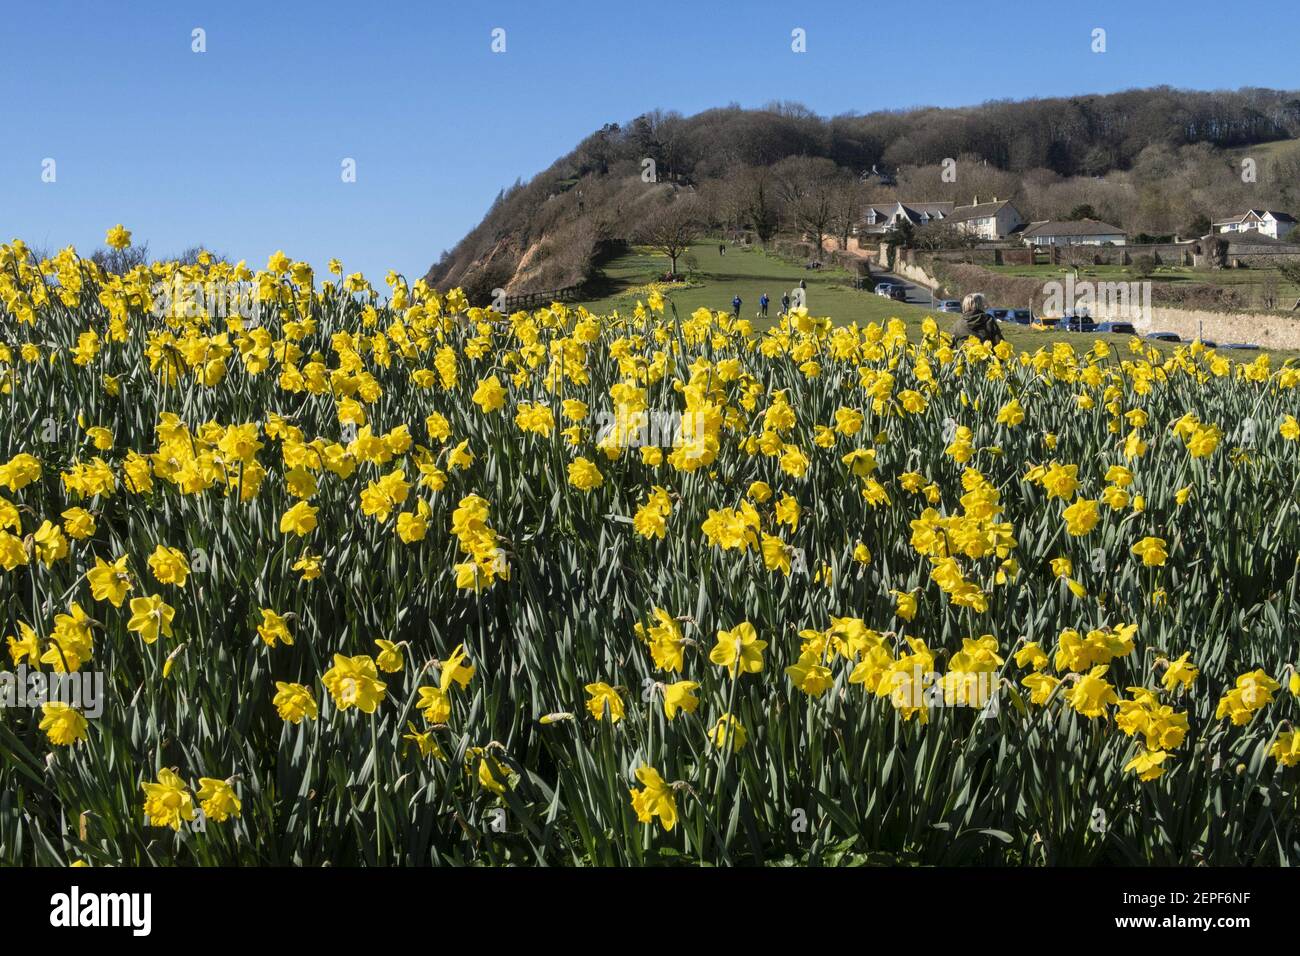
[2,0,1295,283]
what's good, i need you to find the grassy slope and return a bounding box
[1226,137,1300,164]
[577,242,1297,358]
[580,242,932,327]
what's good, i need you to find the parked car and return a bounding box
[886,284,907,301]
[987,308,1010,322]
[874,283,896,298]
[1195,339,1218,349]
[1061,312,1097,332]
[1224,342,1260,351]
[1145,332,1181,342]
[936,299,962,313]
[1006,309,1034,325]
[1095,321,1137,335]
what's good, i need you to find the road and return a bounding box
[871,271,941,307]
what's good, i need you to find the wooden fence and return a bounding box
[498,285,584,312]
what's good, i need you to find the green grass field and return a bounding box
[985,261,1300,299]
[577,242,1295,358]
[579,242,934,328]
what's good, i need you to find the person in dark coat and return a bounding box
[949,292,1004,346]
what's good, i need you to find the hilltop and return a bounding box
[424,87,1300,303]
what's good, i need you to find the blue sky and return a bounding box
[1,0,1296,282]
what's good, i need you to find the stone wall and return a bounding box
[893,255,940,291]
[893,254,1300,348]
[1131,306,1300,349]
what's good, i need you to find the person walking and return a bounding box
[949,292,1005,346]
[759,292,770,319]
[719,243,726,257]
[731,294,742,319]
[780,292,790,316]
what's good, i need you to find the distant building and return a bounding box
[947,197,1024,240]
[858,201,954,235]
[1020,218,1128,246]
[1212,209,1297,241]
[859,164,897,188]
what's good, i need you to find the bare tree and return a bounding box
[700,176,746,239]
[914,220,978,252]
[639,196,703,275]
[90,242,151,275]
[1059,241,1092,277]
[773,156,844,256]
[830,179,865,251]
[735,166,783,245]
[1258,273,1280,311]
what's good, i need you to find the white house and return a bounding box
[947,197,1024,240]
[1020,218,1128,246]
[859,201,954,235]
[1212,209,1297,241]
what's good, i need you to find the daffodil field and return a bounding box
[3,234,1300,867]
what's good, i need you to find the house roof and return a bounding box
[1021,218,1127,238]
[864,201,953,221]
[1212,209,1296,225]
[901,202,953,215]
[947,199,1017,223]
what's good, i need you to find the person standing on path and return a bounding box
[719,243,726,257]
[759,293,770,319]
[732,294,742,319]
[780,292,790,316]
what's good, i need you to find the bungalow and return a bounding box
[858,201,954,235]
[1212,209,1296,241]
[947,197,1024,240]
[1020,218,1128,246]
